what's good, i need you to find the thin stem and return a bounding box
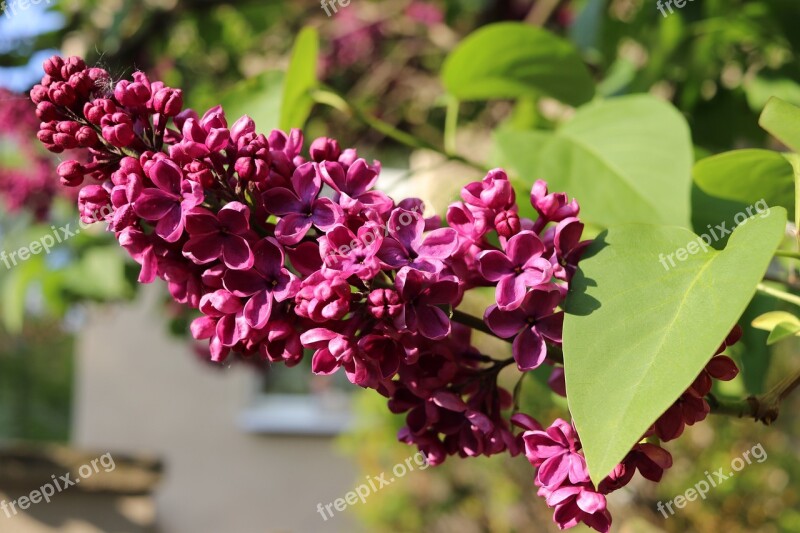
[763,272,800,291]
[444,96,459,155]
[709,367,800,424]
[525,0,562,26]
[312,88,488,172]
[451,309,502,339]
[775,249,800,260]
[756,282,800,308]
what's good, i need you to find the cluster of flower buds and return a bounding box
[0,88,62,220]
[31,56,744,533]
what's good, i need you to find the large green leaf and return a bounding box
[495,95,693,228]
[564,208,786,484]
[691,149,794,240]
[279,26,319,131]
[441,23,595,106]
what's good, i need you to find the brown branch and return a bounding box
[708,367,800,424]
[525,0,563,26]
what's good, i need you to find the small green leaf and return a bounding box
[279,27,319,131]
[441,23,595,106]
[759,97,800,153]
[564,207,786,484]
[752,310,800,331]
[767,322,800,345]
[691,149,794,240]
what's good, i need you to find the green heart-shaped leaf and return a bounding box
[564,207,786,484]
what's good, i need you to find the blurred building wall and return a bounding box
[73,286,359,533]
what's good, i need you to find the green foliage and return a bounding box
[495,95,693,228]
[691,149,795,238]
[565,208,786,483]
[441,22,595,106]
[279,26,319,131]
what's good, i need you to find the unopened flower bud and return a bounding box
[57,160,86,187]
[152,87,183,116]
[230,115,255,143]
[48,82,76,106]
[114,80,151,108]
[42,56,65,80]
[29,84,48,104]
[83,98,116,125]
[309,137,342,162]
[494,210,521,238]
[36,101,59,121]
[60,56,86,80]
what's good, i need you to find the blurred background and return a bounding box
[0,0,799,532]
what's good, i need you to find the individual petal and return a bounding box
[536,311,565,344]
[243,290,273,329]
[223,269,265,296]
[484,305,527,338]
[135,188,177,220]
[512,327,548,371]
[148,159,182,195]
[344,158,378,195]
[511,414,543,432]
[154,205,184,243]
[377,238,410,269]
[417,228,458,259]
[183,234,223,265]
[415,305,450,340]
[217,201,251,234]
[496,274,526,310]
[477,250,514,281]
[312,349,340,375]
[505,231,545,266]
[262,187,304,215]
[576,489,607,514]
[432,391,468,412]
[190,316,216,340]
[310,197,343,230]
[222,235,254,270]
[184,207,220,235]
[291,162,321,204]
[275,213,313,245]
[216,314,242,346]
[537,454,570,488]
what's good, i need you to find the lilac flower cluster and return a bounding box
[30,55,744,533]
